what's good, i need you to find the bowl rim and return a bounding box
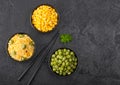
[48,47,78,77]
[6,32,36,62]
[30,4,60,33]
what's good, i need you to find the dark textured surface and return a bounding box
[1,0,120,85]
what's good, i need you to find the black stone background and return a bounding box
[1,0,120,85]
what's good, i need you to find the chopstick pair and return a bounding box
[18,30,59,85]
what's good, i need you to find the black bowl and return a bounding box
[48,48,78,77]
[6,32,36,62]
[30,4,59,33]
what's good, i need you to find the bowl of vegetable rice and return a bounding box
[7,33,35,62]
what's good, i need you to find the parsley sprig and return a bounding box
[60,34,72,43]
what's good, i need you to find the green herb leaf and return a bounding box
[60,34,72,43]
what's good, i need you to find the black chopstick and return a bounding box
[18,30,59,81]
[27,32,59,85]
[18,46,47,81]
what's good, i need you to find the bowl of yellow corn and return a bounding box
[7,33,35,62]
[31,4,59,33]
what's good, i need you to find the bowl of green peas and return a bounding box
[49,48,78,76]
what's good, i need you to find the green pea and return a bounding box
[58,55,62,59]
[70,52,74,55]
[51,61,54,65]
[64,67,67,71]
[74,58,77,62]
[12,51,16,56]
[67,66,71,70]
[9,40,14,44]
[63,49,67,52]
[56,55,59,58]
[52,66,55,69]
[65,62,69,66]
[54,65,58,69]
[65,60,68,63]
[60,67,63,71]
[19,34,24,38]
[66,69,69,73]
[63,72,66,76]
[70,69,73,72]
[58,51,62,55]
[73,65,76,69]
[62,57,66,61]
[56,71,59,74]
[69,58,72,62]
[52,54,56,58]
[67,72,71,75]
[55,51,58,55]
[29,41,34,46]
[51,58,54,61]
[58,49,61,52]
[62,62,65,66]
[65,52,69,55]
[21,56,28,61]
[66,55,71,58]
[53,68,56,72]
[54,61,58,65]
[59,72,62,75]
[54,58,58,61]
[21,44,26,49]
[74,62,77,66]
[67,49,70,53]
[58,60,62,64]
